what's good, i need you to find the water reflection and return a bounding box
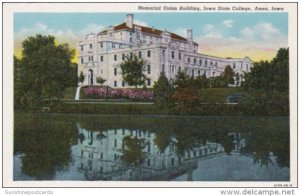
[76,124,243,180]
[13,114,290,181]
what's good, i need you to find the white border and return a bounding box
[2,2,298,188]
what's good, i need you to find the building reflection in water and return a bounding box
[75,123,246,181]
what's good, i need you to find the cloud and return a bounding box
[80,23,105,35]
[195,22,287,61]
[134,19,149,27]
[240,22,281,41]
[14,22,107,55]
[222,20,234,28]
[201,24,223,39]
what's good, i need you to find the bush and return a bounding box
[81,86,154,100]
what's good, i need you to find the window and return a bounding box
[81,150,83,156]
[171,158,175,166]
[139,51,142,58]
[147,159,151,167]
[147,50,151,57]
[130,38,133,43]
[192,70,194,78]
[199,59,202,65]
[246,64,249,70]
[122,81,125,87]
[100,42,103,48]
[122,129,125,135]
[100,166,103,172]
[100,152,103,159]
[198,70,200,75]
[114,154,117,161]
[81,45,83,51]
[114,54,117,61]
[178,66,181,72]
[114,68,117,76]
[147,79,151,86]
[114,129,117,134]
[122,54,125,60]
[89,44,92,49]
[130,52,133,59]
[162,64,165,73]
[205,60,207,66]
[112,43,115,48]
[233,63,236,69]
[147,65,151,74]
[187,57,190,64]
[213,72,215,77]
[194,58,196,64]
[193,151,197,157]
[100,56,103,62]
[114,81,117,87]
[210,61,213,65]
[171,51,175,59]
[81,58,83,64]
[89,56,93,62]
[179,52,181,60]
[114,139,117,148]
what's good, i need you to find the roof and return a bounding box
[100,22,198,44]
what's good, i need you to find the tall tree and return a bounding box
[241,48,289,115]
[222,65,235,86]
[153,72,174,108]
[119,55,148,88]
[15,34,76,110]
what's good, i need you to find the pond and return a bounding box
[13,113,290,181]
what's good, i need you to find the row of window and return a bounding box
[113,65,150,76]
[114,129,152,137]
[81,50,152,64]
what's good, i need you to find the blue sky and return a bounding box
[14,12,288,61]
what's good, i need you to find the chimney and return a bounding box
[186,29,193,41]
[126,14,133,28]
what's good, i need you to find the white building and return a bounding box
[78,14,253,88]
[75,124,228,180]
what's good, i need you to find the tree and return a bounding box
[173,71,198,111]
[173,71,192,89]
[153,72,174,108]
[78,71,85,84]
[222,65,235,86]
[241,48,289,115]
[15,34,76,110]
[14,56,22,110]
[96,76,106,86]
[119,55,148,88]
[121,136,146,166]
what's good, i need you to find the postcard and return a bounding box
[2,2,298,189]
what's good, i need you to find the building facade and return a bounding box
[78,14,253,88]
[75,124,245,180]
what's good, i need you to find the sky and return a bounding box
[14,12,288,62]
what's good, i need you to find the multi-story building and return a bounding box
[78,14,253,88]
[75,123,234,181]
